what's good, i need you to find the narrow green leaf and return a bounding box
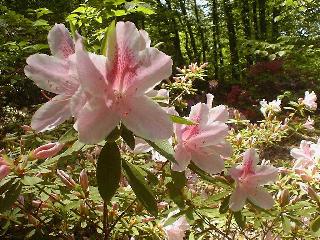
[122,160,158,216]
[96,142,121,202]
[167,182,185,208]
[121,125,135,150]
[101,20,115,56]
[59,128,78,144]
[145,139,176,163]
[106,126,121,142]
[170,115,195,125]
[311,215,320,232]
[68,19,76,39]
[219,195,231,214]
[282,215,291,233]
[234,211,246,229]
[0,181,22,213]
[21,176,43,186]
[163,208,193,226]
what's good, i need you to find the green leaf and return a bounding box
[120,125,135,150]
[122,160,158,216]
[59,128,78,144]
[0,181,22,213]
[219,195,230,214]
[96,142,121,202]
[106,126,121,142]
[101,20,115,56]
[163,208,192,226]
[170,115,195,125]
[145,139,176,163]
[135,6,155,15]
[311,215,320,232]
[167,170,187,208]
[234,211,245,229]
[282,215,291,233]
[21,176,43,186]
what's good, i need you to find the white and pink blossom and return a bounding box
[302,116,314,131]
[259,98,281,116]
[25,24,87,132]
[302,91,317,110]
[163,211,190,240]
[172,94,231,174]
[229,148,278,211]
[74,22,173,144]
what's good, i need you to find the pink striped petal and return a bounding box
[48,24,74,59]
[31,95,72,132]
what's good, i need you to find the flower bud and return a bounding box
[33,142,64,159]
[79,169,89,192]
[279,189,290,207]
[0,157,10,180]
[57,169,76,189]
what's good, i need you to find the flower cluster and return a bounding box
[290,139,320,173]
[25,22,173,144]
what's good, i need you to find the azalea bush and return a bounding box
[1,21,320,240]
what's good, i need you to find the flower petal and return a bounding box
[70,87,87,118]
[122,96,173,141]
[242,148,259,171]
[190,149,224,174]
[127,47,173,95]
[229,186,247,212]
[229,166,243,180]
[134,137,152,153]
[208,105,229,123]
[25,54,76,94]
[48,24,74,59]
[172,144,191,172]
[31,95,72,132]
[75,38,106,96]
[76,99,120,144]
[189,103,209,126]
[248,165,278,185]
[248,187,275,209]
[189,122,228,147]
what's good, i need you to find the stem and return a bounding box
[103,201,109,240]
[109,198,136,232]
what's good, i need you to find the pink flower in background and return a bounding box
[74,21,173,144]
[163,211,190,240]
[0,157,10,180]
[229,148,278,212]
[173,94,231,174]
[33,142,64,159]
[25,24,87,132]
[302,116,314,131]
[290,139,320,172]
[302,91,317,110]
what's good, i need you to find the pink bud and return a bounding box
[21,125,33,132]
[33,142,64,159]
[0,157,10,180]
[57,169,76,189]
[79,169,89,191]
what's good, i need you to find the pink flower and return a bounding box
[0,157,10,180]
[302,116,314,131]
[163,211,190,240]
[290,140,316,170]
[229,148,278,212]
[173,94,231,174]
[302,91,317,110]
[74,21,173,144]
[33,142,64,159]
[25,24,87,132]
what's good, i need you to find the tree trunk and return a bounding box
[165,0,185,66]
[193,0,206,62]
[223,0,240,82]
[211,0,220,79]
[258,0,266,40]
[179,0,198,62]
[252,0,259,39]
[272,6,280,42]
[241,0,253,65]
